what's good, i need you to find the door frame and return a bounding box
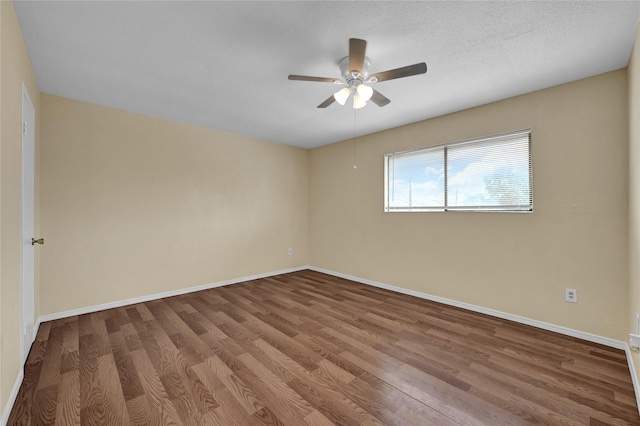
[21,82,36,364]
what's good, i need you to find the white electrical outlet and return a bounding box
[288,248,293,256]
[565,288,577,303]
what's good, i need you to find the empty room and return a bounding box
[3,1,640,425]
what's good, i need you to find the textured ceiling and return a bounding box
[14,1,640,149]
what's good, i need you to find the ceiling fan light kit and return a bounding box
[353,93,367,109]
[334,87,351,105]
[356,84,373,101]
[288,38,427,109]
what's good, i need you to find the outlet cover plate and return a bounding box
[565,288,577,303]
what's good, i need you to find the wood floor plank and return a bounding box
[237,352,313,423]
[216,370,265,416]
[129,349,183,425]
[307,369,415,426]
[242,316,322,372]
[96,354,131,425]
[255,335,378,425]
[7,339,47,424]
[108,330,145,402]
[54,370,80,426]
[32,384,58,425]
[172,350,219,416]
[35,321,52,342]
[92,315,112,357]
[302,409,335,426]
[78,333,108,425]
[357,371,462,426]
[36,325,64,391]
[192,359,262,424]
[8,270,640,425]
[125,394,154,426]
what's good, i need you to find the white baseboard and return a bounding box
[37,266,309,324]
[308,266,640,414]
[309,266,626,349]
[14,265,640,418]
[2,266,308,423]
[625,346,640,415]
[1,369,24,426]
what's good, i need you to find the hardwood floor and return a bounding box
[8,270,640,425]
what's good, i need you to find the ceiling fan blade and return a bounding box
[349,38,367,76]
[370,89,391,107]
[317,95,336,108]
[288,75,342,83]
[370,62,427,83]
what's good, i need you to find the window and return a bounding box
[385,130,532,212]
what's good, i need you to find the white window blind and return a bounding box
[385,130,532,212]
[386,148,444,210]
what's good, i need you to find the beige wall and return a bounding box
[40,95,308,316]
[310,70,629,341]
[0,4,635,415]
[0,0,40,416]
[629,25,640,387]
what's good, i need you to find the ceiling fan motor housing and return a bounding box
[339,56,372,91]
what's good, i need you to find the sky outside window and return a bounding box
[447,139,530,208]
[386,131,531,212]
[387,148,444,209]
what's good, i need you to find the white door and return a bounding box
[21,83,35,364]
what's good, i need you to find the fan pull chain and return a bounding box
[353,107,357,170]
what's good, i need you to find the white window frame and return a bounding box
[384,129,532,213]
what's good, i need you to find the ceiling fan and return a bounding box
[288,38,427,109]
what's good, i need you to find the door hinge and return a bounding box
[22,121,27,136]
